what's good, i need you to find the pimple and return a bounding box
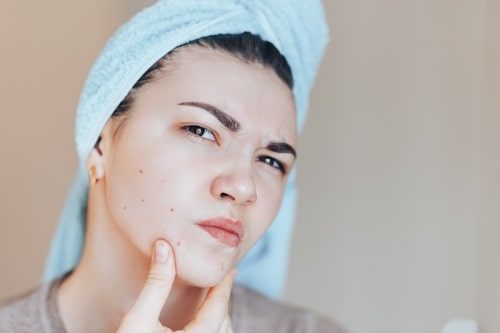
[176,241,181,246]
[170,208,174,212]
[139,169,143,174]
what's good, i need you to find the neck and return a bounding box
[58,187,208,332]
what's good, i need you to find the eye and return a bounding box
[257,155,286,174]
[183,125,216,142]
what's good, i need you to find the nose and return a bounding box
[210,162,257,205]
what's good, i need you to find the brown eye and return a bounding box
[184,125,216,142]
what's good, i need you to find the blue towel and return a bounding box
[44,0,328,299]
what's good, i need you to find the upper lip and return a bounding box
[197,217,244,239]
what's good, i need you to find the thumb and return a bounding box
[118,240,176,332]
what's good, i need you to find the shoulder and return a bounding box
[0,284,48,332]
[0,279,65,333]
[230,285,348,333]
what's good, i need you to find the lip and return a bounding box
[197,217,244,248]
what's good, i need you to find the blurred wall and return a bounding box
[0,1,498,332]
[286,1,495,332]
[477,0,500,331]
[0,0,122,300]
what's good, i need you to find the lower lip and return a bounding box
[198,225,240,247]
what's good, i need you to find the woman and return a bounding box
[0,1,345,332]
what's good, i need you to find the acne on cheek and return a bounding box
[133,171,177,242]
[138,170,145,203]
[135,169,169,207]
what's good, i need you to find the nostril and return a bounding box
[219,192,233,200]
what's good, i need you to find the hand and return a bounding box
[117,240,236,333]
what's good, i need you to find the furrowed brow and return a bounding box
[267,142,297,159]
[178,101,240,132]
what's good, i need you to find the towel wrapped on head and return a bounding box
[44,0,328,299]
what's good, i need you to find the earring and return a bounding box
[89,166,99,185]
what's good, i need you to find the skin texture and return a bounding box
[58,46,297,332]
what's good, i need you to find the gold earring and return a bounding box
[90,166,99,185]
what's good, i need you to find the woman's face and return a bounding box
[96,47,297,287]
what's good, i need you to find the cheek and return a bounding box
[104,153,184,246]
[248,182,286,239]
[106,154,161,213]
[103,142,213,251]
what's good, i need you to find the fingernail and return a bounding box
[155,240,169,263]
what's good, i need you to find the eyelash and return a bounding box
[257,156,286,174]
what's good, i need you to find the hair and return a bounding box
[111,32,293,118]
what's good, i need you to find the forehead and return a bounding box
[165,45,293,99]
[166,45,295,97]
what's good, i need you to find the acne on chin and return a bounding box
[175,263,230,288]
[168,241,241,287]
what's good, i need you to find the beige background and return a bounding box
[0,1,498,332]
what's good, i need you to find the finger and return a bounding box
[185,269,236,332]
[118,240,176,333]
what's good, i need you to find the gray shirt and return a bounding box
[0,278,347,332]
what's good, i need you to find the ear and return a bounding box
[86,138,105,184]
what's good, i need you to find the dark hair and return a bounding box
[112,32,293,118]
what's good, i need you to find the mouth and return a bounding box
[197,217,244,248]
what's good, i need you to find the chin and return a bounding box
[174,257,234,288]
[166,235,244,288]
[126,227,239,288]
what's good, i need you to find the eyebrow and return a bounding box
[267,142,297,159]
[178,101,296,158]
[178,101,240,132]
